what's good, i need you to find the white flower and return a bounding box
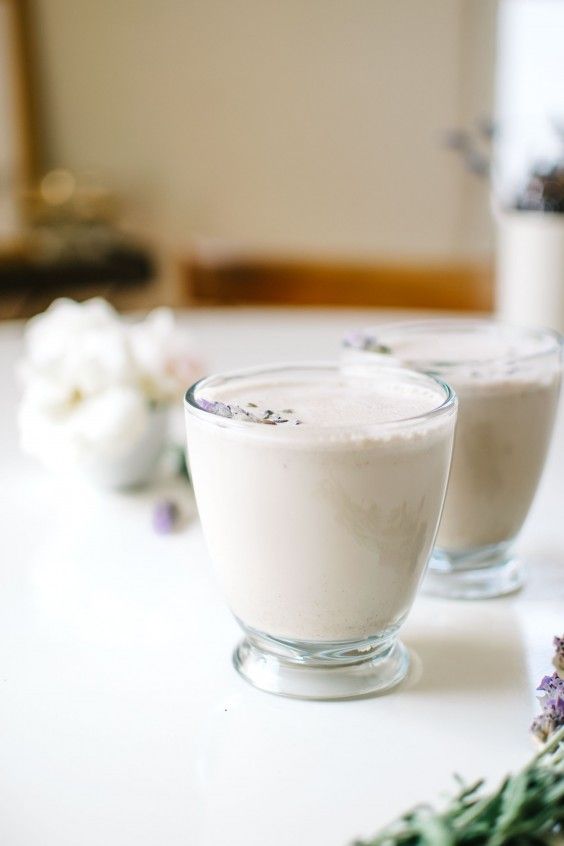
[68,386,150,458]
[19,385,149,469]
[18,297,203,473]
[22,297,136,400]
[128,307,202,404]
[24,297,117,366]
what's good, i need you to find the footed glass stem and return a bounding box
[424,542,524,600]
[232,625,410,700]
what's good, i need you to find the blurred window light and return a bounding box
[495,0,564,202]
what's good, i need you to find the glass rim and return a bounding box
[344,318,563,372]
[184,360,457,434]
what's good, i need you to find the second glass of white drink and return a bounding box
[344,320,562,599]
[185,362,457,699]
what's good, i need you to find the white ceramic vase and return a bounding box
[76,405,169,490]
[496,210,564,333]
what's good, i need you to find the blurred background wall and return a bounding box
[31,0,496,261]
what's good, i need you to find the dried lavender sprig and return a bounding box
[197,396,301,425]
[342,331,391,354]
[354,726,564,846]
[531,637,564,743]
[532,670,564,745]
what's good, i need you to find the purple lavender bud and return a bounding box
[342,331,391,354]
[197,396,301,426]
[153,499,179,534]
[543,695,564,721]
[553,635,564,673]
[537,673,564,695]
[196,397,217,413]
[197,398,233,417]
[531,693,564,742]
[343,330,374,350]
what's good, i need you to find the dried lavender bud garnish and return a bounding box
[554,634,564,672]
[342,330,391,354]
[197,398,233,418]
[153,499,179,534]
[197,396,302,425]
[226,405,255,421]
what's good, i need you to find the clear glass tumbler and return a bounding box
[185,362,456,699]
[343,320,562,600]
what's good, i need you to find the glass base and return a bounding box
[232,626,409,700]
[424,542,524,600]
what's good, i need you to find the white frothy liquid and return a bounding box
[186,370,455,642]
[363,326,561,553]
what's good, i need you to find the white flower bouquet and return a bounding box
[18,298,202,488]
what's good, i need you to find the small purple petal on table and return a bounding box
[153,499,179,534]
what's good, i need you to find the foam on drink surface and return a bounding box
[362,325,561,395]
[387,332,527,364]
[204,374,443,428]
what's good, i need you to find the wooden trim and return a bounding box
[182,254,494,311]
[0,0,35,255]
[12,0,38,181]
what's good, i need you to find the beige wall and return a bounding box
[31,0,496,260]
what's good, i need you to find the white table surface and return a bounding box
[0,308,562,846]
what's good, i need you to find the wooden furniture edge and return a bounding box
[181,255,494,311]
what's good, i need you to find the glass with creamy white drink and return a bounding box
[344,321,562,600]
[185,363,456,699]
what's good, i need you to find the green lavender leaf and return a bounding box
[355,728,564,846]
[415,816,455,846]
[488,771,528,843]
